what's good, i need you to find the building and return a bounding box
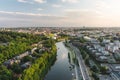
[102,39,111,44]
[4,59,20,67]
[21,62,31,69]
[97,56,108,62]
[110,64,120,71]
[110,72,120,80]
[16,51,29,60]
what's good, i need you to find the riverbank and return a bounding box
[64,42,83,80]
[18,39,57,80]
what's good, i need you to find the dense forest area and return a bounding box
[0,31,41,64]
[0,31,57,80]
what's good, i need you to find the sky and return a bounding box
[0,0,120,27]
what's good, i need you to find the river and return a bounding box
[45,42,74,80]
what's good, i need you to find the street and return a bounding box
[69,43,91,80]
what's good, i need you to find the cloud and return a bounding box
[1,5,120,27]
[0,10,67,18]
[95,0,111,10]
[17,0,34,4]
[62,0,79,3]
[64,9,102,19]
[0,11,42,16]
[34,0,46,3]
[17,0,46,4]
[0,10,67,27]
[52,4,62,8]
[64,9,81,12]
[61,9,113,26]
[17,0,27,3]
[0,10,103,27]
[37,8,44,11]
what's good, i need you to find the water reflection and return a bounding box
[45,42,74,80]
[61,53,67,59]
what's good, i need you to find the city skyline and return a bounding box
[1,0,120,27]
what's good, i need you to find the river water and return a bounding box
[45,42,74,80]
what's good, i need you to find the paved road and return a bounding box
[69,43,91,80]
[75,64,83,80]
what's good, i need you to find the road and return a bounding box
[74,63,83,80]
[69,43,91,80]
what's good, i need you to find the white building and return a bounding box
[98,56,108,61]
[102,51,110,56]
[114,40,120,48]
[93,44,101,50]
[105,43,119,53]
[102,39,111,43]
[95,53,102,57]
[98,47,105,52]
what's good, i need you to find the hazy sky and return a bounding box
[0,0,120,27]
